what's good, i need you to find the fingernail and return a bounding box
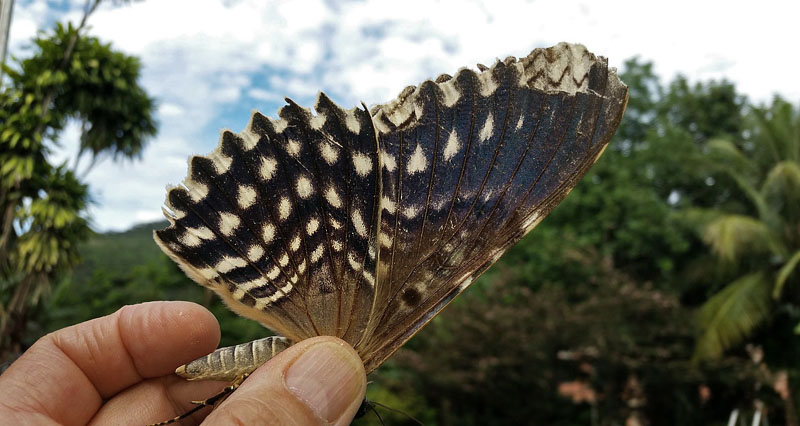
[284,341,365,422]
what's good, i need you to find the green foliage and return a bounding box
[4,21,157,167]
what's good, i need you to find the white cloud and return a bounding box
[248,87,281,102]
[159,103,185,118]
[7,0,800,231]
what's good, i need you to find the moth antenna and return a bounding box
[368,400,388,426]
[370,400,425,425]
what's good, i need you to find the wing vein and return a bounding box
[414,86,442,255]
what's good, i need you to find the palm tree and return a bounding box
[0,0,155,361]
[693,98,800,360]
[691,98,799,425]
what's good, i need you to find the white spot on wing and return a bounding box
[362,270,375,287]
[279,197,292,220]
[351,210,368,237]
[406,144,427,175]
[479,70,499,96]
[210,152,233,174]
[479,112,494,142]
[306,218,319,236]
[345,110,361,133]
[198,267,219,280]
[414,100,424,119]
[381,150,397,172]
[239,277,267,291]
[443,129,460,161]
[188,226,215,240]
[320,142,339,165]
[296,176,313,199]
[287,139,301,157]
[440,78,460,107]
[180,231,202,247]
[247,245,265,261]
[516,115,525,130]
[381,196,396,214]
[186,180,209,202]
[216,256,247,273]
[237,185,257,209]
[262,223,275,243]
[272,118,288,133]
[310,113,326,130]
[260,157,277,181]
[329,218,342,230]
[310,244,324,263]
[290,234,301,252]
[348,252,361,271]
[332,240,342,251]
[240,128,259,150]
[266,265,280,280]
[352,152,372,177]
[286,139,302,158]
[219,212,240,236]
[279,253,289,267]
[402,205,420,219]
[325,186,343,208]
[379,231,393,248]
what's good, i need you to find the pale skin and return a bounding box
[0,301,367,425]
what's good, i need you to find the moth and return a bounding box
[154,42,627,421]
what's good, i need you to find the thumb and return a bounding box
[203,336,367,426]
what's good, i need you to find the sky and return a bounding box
[7,0,800,232]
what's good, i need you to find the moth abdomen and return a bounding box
[176,336,291,382]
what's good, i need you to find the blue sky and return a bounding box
[8,0,800,231]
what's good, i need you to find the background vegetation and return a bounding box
[2,6,800,426]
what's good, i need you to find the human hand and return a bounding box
[0,301,367,425]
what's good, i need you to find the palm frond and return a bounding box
[680,207,726,231]
[701,214,783,262]
[751,100,800,164]
[707,138,759,177]
[774,250,800,299]
[763,160,800,223]
[703,147,773,224]
[694,271,773,360]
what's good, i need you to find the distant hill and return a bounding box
[71,220,170,283]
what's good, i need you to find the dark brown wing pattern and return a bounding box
[359,43,627,371]
[154,42,627,375]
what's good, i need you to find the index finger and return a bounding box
[0,301,220,426]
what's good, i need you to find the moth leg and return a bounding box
[147,374,247,426]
